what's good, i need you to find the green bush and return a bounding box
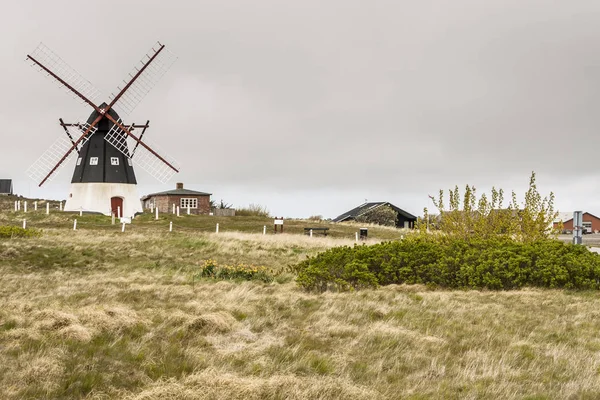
[0,226,41,238]
[295,236,600,291]
[196,260,278,283]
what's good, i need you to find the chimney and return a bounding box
[176,182,183,190]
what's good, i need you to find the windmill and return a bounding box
[25,42,180,219]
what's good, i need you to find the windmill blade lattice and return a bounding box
[105,122,180,183]
[108,42,177,117]
[26,122,97,183]
[27,43,102,105]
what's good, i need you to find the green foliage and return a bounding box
[422,171,558,242]
[0,225,41,238]
[235,203,270,217]
[196,260,278,283]
[356,205,398,227]
[295,235,600,291]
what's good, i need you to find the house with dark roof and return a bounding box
[333,202,417,229]
[0,179,13,195]
[141,183,212,215]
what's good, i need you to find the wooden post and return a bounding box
[150,204,154,213]
[187,206,190,215]
[73,219,77,230]
[169,221,173,232]
[79,208,83,216]
[23,201,27,213]
[172,204,175,214]
[34,201,37,211]
[155,207,159,220]
[17,201,21,211]
[216,223,219,233]
[112,213,115,225]
[14,201,17,212]
[22,219,26,229]
[310,229,313,238]
[121,222,125,232]
[46,203,50,215]
[355,232,358,242]
[59,202,63,211]
[117,206,121,219]
[176,206,180,217]
[263,225,266,235]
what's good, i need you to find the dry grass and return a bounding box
[2,217,600,398]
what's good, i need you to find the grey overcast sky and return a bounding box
[1,0,600,218]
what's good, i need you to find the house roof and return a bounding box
[141,188,212,201]
[0,179,12,194]
[333,202,417,223]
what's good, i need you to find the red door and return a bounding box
[111,197,123,217]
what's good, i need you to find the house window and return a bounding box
[111,157,119,166]
[90,157,98,165]
[180,198,198,209]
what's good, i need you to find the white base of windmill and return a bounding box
[64,183,142,218]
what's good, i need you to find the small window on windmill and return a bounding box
[90,157,99,166]
[111,157,119,166]
[127,159,132,166]
[76,157,82,166]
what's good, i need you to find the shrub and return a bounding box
[235,204,270,217]
[356,205,397,227]
[0,226,41,238]
[196,260,278,283]
[295,236,600,291]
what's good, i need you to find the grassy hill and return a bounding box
[2,197,600,399]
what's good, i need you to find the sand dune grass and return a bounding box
[2,229,600,398]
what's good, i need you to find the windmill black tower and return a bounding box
[26,42,180,218]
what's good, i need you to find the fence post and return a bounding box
[46,203,49,215]
[59,202,63,211]
[310,229,313,238]
[169,221,173,232]
[73,219,77,230]
[14,201,17,212]
[155,207,159,220]
[176,206,180,217]
[17,201,21,211]
[263,225,266,235]
[112,213,115,225]
[216,223,219,233]
[117,206,121,219]
[187,206,190,215]
[34,201,37,211]
[22,219,26,229]
[24,201,27,213]
[121,222,125,232]
[355,232,358,242]
[79,207,83,216]
[150,204,154,213]
[172,204,175,214]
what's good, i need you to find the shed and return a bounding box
[0,179,13,195]
[141,183,212,215]
[333,202,417,228]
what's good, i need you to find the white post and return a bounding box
[355,232,358,242]
[121,222,125,232]
[46,203,50,215]
[117,206,121,219]
[150,204,154,213]
[155,207,159,220]
[14,201,17,212]
[172,204,175,214]
[34,201,37,211]
[187,206,190,215]
[401,235,404,240]
[79,208,83,217]
[17,201,21,211]
[73,219,77,230]
[22,219,26,229]
[112,213,115,225]
[263,225,266,235]
[23,201,27,213]
[169,221,173,232]
[176,206,180,217]
[216,223,219,233]
[310,229,313,238]
[59,202,63,211]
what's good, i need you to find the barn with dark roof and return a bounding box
[141,183,212,215]
[333,202,417,228]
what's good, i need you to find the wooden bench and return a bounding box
[304,227,329,236]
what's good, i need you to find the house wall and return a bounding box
[555,213,600,233]
[396,215,415,229]
[145,194,211,215]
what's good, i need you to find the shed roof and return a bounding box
[333,202,417,223]
[141,188,212,201]
[0,179,12,194]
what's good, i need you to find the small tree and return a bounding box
[422,171,558,242]
[356,205,398,227]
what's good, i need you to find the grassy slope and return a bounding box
[2,205,600,398]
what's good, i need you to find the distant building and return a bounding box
[0,179,13,195]
[141,183,212,215]
[553,212,600,234]
[333,202,417,228]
